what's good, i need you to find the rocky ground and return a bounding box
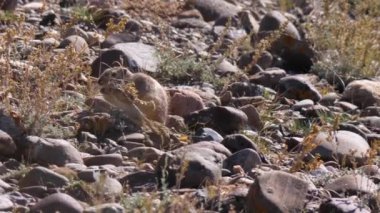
[0,0,380,212]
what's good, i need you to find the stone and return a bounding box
[83,154,123,166]
[319,197,371,213]
[126,147,165,164]
[192,127,224,143]
[221,134,258,153]
[172,18,211,29]
[157,142,230,188]
[91,42,158,77]
[341,80,380,109]
[278,76,322,102]
[30,193,83,213]
[223,148,261,173]
[311,131,370,167]
[119,171,157,192]
[240,104,263,131]
[168,89,205,117]
[89,175,123,197]
[24,136,83,166]
[0,195,13,211]
[100,32,140,48]
[185,106,248,135]
[325,174,377,195]
[84,203,125,213]
[246,171,310,212]
[189,0,240,22]
[0,130,17,156]
[58,35,89,54]
[249,68,287,89]
[0,109,25,149]
[19,166,69,188]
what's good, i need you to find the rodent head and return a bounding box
[98,67,132,86]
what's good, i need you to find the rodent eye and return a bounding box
[111,72,117,78]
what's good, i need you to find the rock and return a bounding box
[19,166,69,188]
[358,116,380,131]
[0,195,13,211]
[185,106,248,135]
[40,10,61,26]
[157,142,230,188]
[90,175,123,197]
[20,186,48,198]
[223,148,261,173]
[227,82,270,97]
[325,174,377,195]
[58,35,89,54]
[30,193,83,213]
[246,171,310,212]
[0,130,17,156]
[189,0,240,22]
[83,154,123,166]
[172,18,211,29]
[126,147,165,163]
[62,26,89,43]
[341,80,380,109]
[239,10,259,34]
[278,76,322,102]
[240,104,263,131]
[0,0,17,11]
[91,42,158,77]
[319,197,371,213]
[320,93,340,107]
[292,99,314,111]
[85,96,114,112]
[258,11,300,40]
[221,134,258,153]
[249,68,287,89]
[168,89,205,117]
[311,131,370,167]
[84,203,125,213]
[100,32,140,48]
[166,115,187,132]
[192,127,224,143]
[0,109,25,149]
[119,171,157,192]
[25,136,83,166]
[215,59,240,75]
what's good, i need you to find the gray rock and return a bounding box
[84,203,125,213]
[358,116,380,131]
[0,195,13,211]
[190,0,240,22]
[59,35,89,54]
[19,166,69,188]
[311,131,370,167]
[240,104,263,131]
[319,197,371,213]
[30,193,83,213]
[258,11,300,40]
[325,174,377,195]
[101,32,140,48]
[221,134,258,153]
[172,18,211,29]
[223,148,261,173]
[91,42,158,76]
[342,80,380,109]
[168,88,205,117]
[0,130,17,156]
[0,109,25,149]
[249,68,287,89]
[193,127,224,143]
[246,171,310,212]
[83,154,123,166]
[25,136,83,166]
[185,106,248,135]
[89,175,123,197]
[157,141,230,188]
[126,147,165,163]
[119,171,157,192]
[278,76,322,102]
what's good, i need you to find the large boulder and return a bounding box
[341,80,380,109]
